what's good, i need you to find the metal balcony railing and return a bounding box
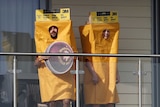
[0,52,159,107]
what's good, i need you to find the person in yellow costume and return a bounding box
[34,23,76,107]
[80,24,120,107]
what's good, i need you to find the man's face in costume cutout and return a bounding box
[49,26,58,39]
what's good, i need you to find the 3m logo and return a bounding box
[62,9,69,13]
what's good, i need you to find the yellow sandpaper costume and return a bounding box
[34,20,77,103]
[79,23,119,104]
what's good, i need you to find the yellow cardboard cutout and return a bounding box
[34,20,77,102]
[79,23,119,104]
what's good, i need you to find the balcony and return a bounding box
[0,52,156,107]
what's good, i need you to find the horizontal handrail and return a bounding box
[0,52,160,57]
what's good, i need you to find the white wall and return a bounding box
[51,0,151,107]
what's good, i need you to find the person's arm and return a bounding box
[34,56,49,68]
[116,69,120,84]
[34,56,43,67]
[85,59,99,84]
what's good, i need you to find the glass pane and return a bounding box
[79,57,152,107]
[0,57,13,107]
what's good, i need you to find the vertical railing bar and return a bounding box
[138,58,142,107]
[76,57,80,107]
[13,56,17,107]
